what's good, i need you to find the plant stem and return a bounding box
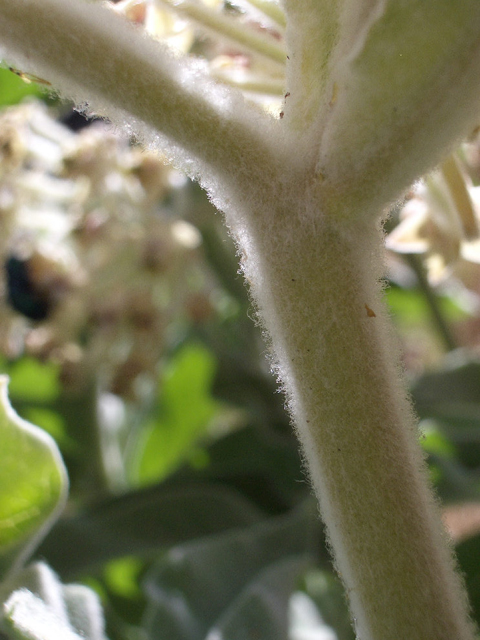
[238,192,475,639]
[0,1,477,635]
[0,0,272,178]
[440,154,479,241]
[406,254,457,353]
[54,384,109,500]
[209,72,284,96]
[159,0,286,64]
[243,0,286,28]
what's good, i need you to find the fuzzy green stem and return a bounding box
[239,192,475,639]
[0,1,477,636]
[282,0,339,132]
[0,0,273,178]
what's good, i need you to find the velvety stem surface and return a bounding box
[239,191,475,640]
[0,0,272,178]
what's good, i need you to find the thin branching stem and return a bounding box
[158,0,286,65]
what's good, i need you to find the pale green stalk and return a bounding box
[209,72,285,96]
[440,154,479,241]
[242,0,286,28]
[0,0,274,180]
[238,186,474,639]
[158,0,286,64]
[2,0,480,638]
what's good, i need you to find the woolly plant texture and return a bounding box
[2,0,480,638]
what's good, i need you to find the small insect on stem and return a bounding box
[8,67,51,86]
[365,303,376,318]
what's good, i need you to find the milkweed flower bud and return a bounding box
[0,102,214,400]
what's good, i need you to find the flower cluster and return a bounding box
[0,0,280,402]
[0,101,213,399]
[385,138,480,359]
[387,143,480,289]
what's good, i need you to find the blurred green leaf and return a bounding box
[103,557,144,600]
[386,287,432,325]
[0,377,67,580]
[135,344,220,484]
[203,556,311,640]
[142,500,322,640]
[301,569,354,640]
[176,424,305,513]
[455,534,480,626]
[420,420,456,457]
[7,359,60,404]
[413,355,480,410]
[36,482,265,578]
[0,67,43,106]
[387,287,467,326]
[289,590,340,640]
[198,219,249,306]
[426,452,480,503]
[412,354,480,469]
[21,408,70,451]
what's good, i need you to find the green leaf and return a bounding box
[175,424,305,513]
[0,67,43,106]
[36,482,264,578]
[413,356,480,410]
[135,344,220,484]
[142,501,322,640]
[206,556,311,640]
[386,286,466,329]
[7,359,60,404]
[301,569,354,640]
[0,377,67,580]
[412,355,480,468]
[19,409,69,453]
[103,556,144,600]
[426,452,480,503]
[420,420,456,458]
[289,590,341,640]
[455,534,480,627]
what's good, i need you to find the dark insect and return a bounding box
[5,255,51,321]
[8,67,51,86]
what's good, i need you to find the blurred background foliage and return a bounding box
[2,25,480,640]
